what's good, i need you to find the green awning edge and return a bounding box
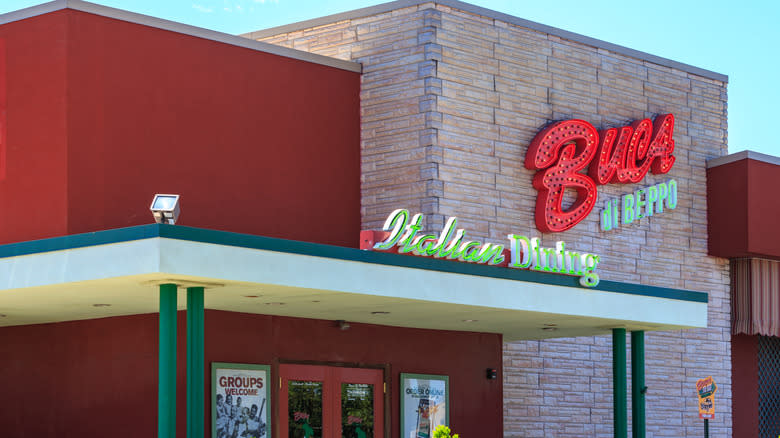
[0,224,708,304]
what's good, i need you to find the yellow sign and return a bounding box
[696,376,717,419]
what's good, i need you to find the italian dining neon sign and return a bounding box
[524,114,676,232]
[373,209,601,287]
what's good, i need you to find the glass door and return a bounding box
[279,364,384,438]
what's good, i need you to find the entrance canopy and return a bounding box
[0,224,707,340]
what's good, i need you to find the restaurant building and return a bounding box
[708,151,780,438]
[0,0,743,437]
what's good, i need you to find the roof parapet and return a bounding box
[244,0,726,83]
[707,150,780,168]
[0,0,362,73]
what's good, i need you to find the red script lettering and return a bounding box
[525,114,675,232]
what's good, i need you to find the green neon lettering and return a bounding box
[429,216,458,257]
[635,189,646,221]
[476,244,505,265]
[579,272,600,287]
[531,238,544,271]
[376,210,601,288]
[657,183,668,213]
[507,234,532,268]
[457,241,482,261]
[622,194,635,224]
[555,241,565,272]
[373,209,409,250]
[399,214,424,253]
[667,179,678,209]
[412,235,438,256]
[613,200,619,227]
[568,251,580,274]
[601,200,613,231]
[646,186,658,217]
[579,254,600,287]
[578,254,590,276]
[437,230,464,259]
[541,248,556,272]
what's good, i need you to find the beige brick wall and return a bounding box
[252,2,731,436]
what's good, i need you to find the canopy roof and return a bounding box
[0,224,707,341]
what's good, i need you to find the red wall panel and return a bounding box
[0,311,503,438]
[707,158,780,259]
[731,334,758,437]
[707,160,749,258]
[0,9,360,247]
[65,10,360,247]
[0,314,159,436]
[746,160,780,258]
[0,12,69,244]
[205,311,503,438]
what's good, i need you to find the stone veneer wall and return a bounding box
[248,2,731,436]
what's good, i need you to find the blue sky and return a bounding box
[1,0,778,157]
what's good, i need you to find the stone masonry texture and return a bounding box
[251,2,731,436]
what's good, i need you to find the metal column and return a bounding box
[187,287,205,438]
[613,328,627,438]
[631,331,646,438]
[159,284,178,438]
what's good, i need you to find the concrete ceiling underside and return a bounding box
[0,227,708,341]
[0,273,694,341]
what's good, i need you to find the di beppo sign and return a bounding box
[525,114,676,232]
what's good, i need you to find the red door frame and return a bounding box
[279,364,384,438]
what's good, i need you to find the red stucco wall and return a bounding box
[0,9,361,247]
[0,12,69,244]
[0,311,503,437]
[745,160,780,258]
[731,334,758,437]
[708,158,780,260]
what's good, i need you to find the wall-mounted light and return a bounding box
[337,320,350,331]
[150,194,180,225]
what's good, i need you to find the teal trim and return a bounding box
[612,328,627,438]
[159,284,178,438]
[631,331,646,438]
[0,224,707,304]
[0,224,162,258]
[187,287,205,438]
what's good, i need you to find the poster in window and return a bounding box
[400,373,449,438]
[212,362,271,438]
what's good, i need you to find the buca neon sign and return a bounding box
[524,114,675,232]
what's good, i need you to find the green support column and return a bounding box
[613,328,627,438]
[631,331,646,438]
[187,287,205,438]
[159,284,178,438]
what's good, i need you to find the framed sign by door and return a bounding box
[400,373,449,438]
[212,362,271,438]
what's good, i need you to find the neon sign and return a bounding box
[601,179,678,231]
[524,114,675,232]
[372,209,600,287]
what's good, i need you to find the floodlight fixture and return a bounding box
[150,194,180,225]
